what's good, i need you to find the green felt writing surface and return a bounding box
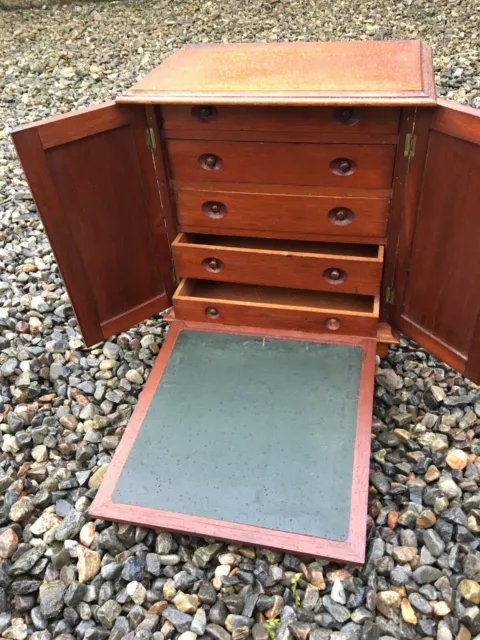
[112,329,363,541]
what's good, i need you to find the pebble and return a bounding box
[446,448,470,469]
[0,528,18,558]
[459,580,480,604]
[401,598,417,624]
[77,548,101,583]
[9,497,34,522]
[39,580,66,618]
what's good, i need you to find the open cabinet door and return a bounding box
[12,102,173,346]
[389,100,480,383]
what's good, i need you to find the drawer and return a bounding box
[162,105,400,136]
[173,279,379,337]
[172,233,384,296]
[175,189,390,242]
[167,140,396,189]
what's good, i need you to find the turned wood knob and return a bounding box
[329,269,342,281]
[193,105,217,121]
[328,207,354,226]
[203,257,223,273]
[333,106,360,126]
[205,307,220,319]
[330,158,356,176]
[325,318,341,331]
[205,155,218,168]
[199,106,213,119]
[199,154,222,171]
[202,201,226,218]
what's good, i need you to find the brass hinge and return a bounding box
[404,133,416,159]
[145,127,156,151]
[385,286,396,305]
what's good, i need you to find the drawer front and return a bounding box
[174,298,377,336]
[175,190,390,241]
[167,140,396,189]
[173,280,379,337]
[172,235,384,296]
[162,105,400,136]
[174,295,378,337]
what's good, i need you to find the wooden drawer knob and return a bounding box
[203,257,224,273]
[325,318,341,331]
[328,207,354,226]
[330,158,356,176]
[205,307,220,319]
[199,154,222,171]
[193,105,218,122]
[324,268,346,284]
[333,107,360,126]
[202,201,226,219]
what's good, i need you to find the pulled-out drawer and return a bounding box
[173,279,379,336]
[172,233,384,296]
[167,140,396,189]
[174,188,390,242]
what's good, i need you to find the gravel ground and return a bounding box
[0,1,480,639]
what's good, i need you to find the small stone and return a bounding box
[323,596,350,623]
[438,477,462,499]
[122,556,145,581]
[39,580,66,618]
[191,608,207,635]
[30,511,61,536]
[376,591,401,616]
[400,598,417,624]
[433,601,451,616]
[193,543,223,568]
[9,546,44,575]
[77,548,101,583]
[159,554,180,566]
[88,464,109,489]
[446,449,469,470]
[163,606,192,632]
[375,369,403,394]
[127,580,147,605]
[252,623,269,640]
[416,509,437,528]
[9,497,34,522]
[331,579,346,605]
[303,584,319,611]
[412,565,442,584]
[126,369,144,385]
[425,465,440,483]
[459,579,480,604]
[206,623,232,640]
[392,546,417,563]
[0,528,18,558]
[173,591,199,613]
[80,522,96,547]
[155,532,173,554]
[55,509,86,541]
[423,529,445,557]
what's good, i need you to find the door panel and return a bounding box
[12,102,173,346]
[390,100,480,381]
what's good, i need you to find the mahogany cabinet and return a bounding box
[11,41,480,563]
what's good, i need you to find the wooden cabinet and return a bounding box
[11,41,480,563]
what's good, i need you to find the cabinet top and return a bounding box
[118,40,436,107]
